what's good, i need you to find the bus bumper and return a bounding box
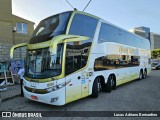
[23,86,66,106]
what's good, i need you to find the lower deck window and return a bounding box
[94,55,140,71]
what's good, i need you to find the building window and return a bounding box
[16,23,28,34]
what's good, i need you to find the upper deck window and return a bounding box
[98,23,115,42]
[69,14,98,38]
[98,23,150,50]
[29,11,72,44]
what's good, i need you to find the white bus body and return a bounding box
[10,10,151,106]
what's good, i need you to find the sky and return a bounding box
[12,0,160,33]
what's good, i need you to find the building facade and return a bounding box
[129,26,150,40]
[150,33,160,50]
[135,26,150,40]
[0,0,34,61]
[129,26,160,50]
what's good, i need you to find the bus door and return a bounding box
[65,70,89,103]
[65,42,83,103]
[65,41,90,103]
[65,71,82,103]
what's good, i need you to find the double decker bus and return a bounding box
[10,10,151,106]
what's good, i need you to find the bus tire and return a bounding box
[143,69,147,79]
[105,75,112,92]
[91,78,99,98]
[139,70,143,80]
[112,76,116,90]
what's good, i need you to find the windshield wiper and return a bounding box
[47,71,60,80]
[48,74,54,80]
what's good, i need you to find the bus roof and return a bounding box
[38,10,150,46]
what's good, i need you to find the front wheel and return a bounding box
[91,78,99,98]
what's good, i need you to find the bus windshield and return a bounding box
[29,11,71,44]
[25,44,64,79]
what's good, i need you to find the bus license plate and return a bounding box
[31,95,38,100]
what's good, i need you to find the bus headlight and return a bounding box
[57,82,66,89]
[46,80,71,93]
[46,86,57,92]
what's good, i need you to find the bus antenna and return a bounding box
[66,0,77,10]
[83,0,92,11]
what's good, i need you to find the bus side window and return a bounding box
[131,56,140,66]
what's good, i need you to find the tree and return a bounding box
[151,49,160,59]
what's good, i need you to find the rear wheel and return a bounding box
[91,77,99,98]
[105,75,114,92]
[112,76,116,90]
[143,69,147,79]
[139,70,143,80]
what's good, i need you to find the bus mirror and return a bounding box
[10,43,27,59]
[49,35,89,55]
[63,36,89,43]
[49,44,57,55]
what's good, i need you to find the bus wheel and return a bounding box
[105,75,113,92]
[139,70,143,80]
[143,69,147,79]
[91,77,99,98]
[112,75,116,90]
